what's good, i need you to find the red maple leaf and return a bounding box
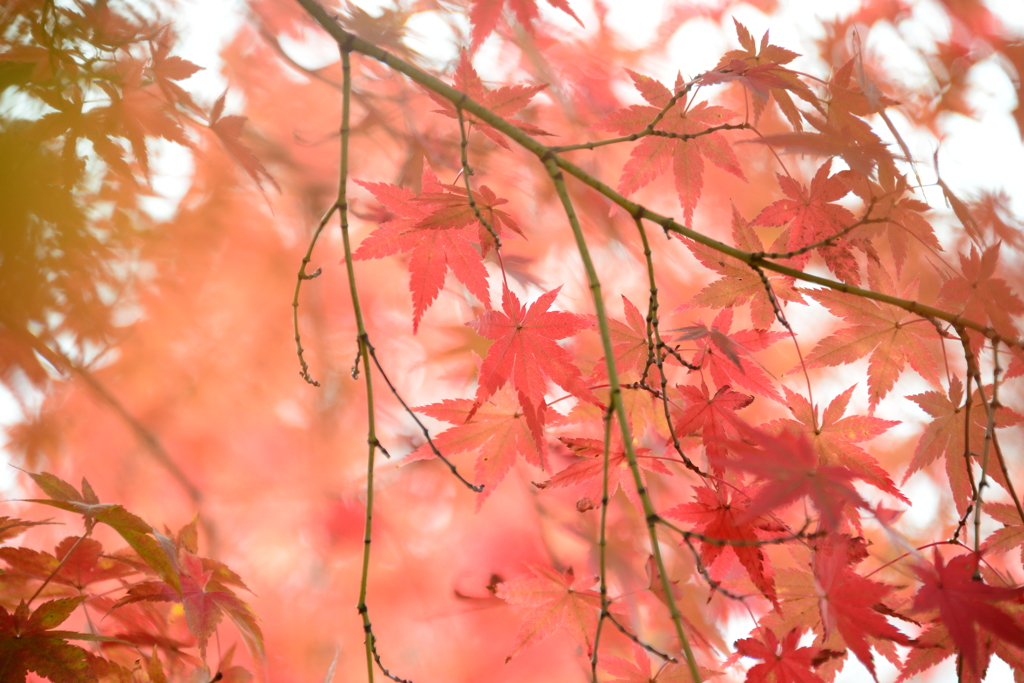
[754,160,862,284]
[811,538,910,678]
[411,386,550,509]
[751,60,898,178]
[911,549,1024,676]
[113,550,263,662]
[735,627,826,683]
[676,308,788,403]
[494,564,601,662]
[700,20,819,130]
[902,377,1023,514]
[354,165,520,332]
[983,503,1024,567]
[802,264,941,410]
[723,422,867,531]
[208,89,278,193]
[429,52,550,147]
[766,385,907,502]
[467,0,582,48]
[538,435,670,510]
[150,41,203,115]
[670,381,753,463]
[0,536,135,589]
[683,205,805,330]
[468,283,596,442]
[938,243,1024,341]
[596,70,746,223]
[665,481,780,603]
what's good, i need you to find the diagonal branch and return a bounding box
[293,0,1023,354]
[0,312,203,506]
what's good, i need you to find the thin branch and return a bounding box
[292,205,337,387]
[657,516,818,549]
[333,47,408,683]
[292,2,1024,352]
[540,150,702,682]
[633,216,702,474]
[605,612,678,663]
[747,261,815,428]
[362,340,482,491]
[456,107,502,252]
[591,405,614,683]
[550,121,750,153]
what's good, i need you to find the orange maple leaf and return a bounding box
[683,205,805,330]
[767,385,907,502]
[411,386,551,509]
[588,295,657,384]
[429,52,550,148]
[802,265,941,410]
[538,435,670,511]
[903,377,1022,514]
[495,564,602,662]
[701,20,819,130]
[938,243,1024,340]
[597,70,746,224]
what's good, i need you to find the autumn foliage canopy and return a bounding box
[4,0,1024,681]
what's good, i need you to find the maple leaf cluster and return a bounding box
[341,14,1024,683]
[0,472,261,681]
[6,0,1024,682]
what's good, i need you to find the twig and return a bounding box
[456,107,502,253]
[362,341,482,491]
[292,205,336,387]
[633,216,703,474]
[606,612,678,663]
